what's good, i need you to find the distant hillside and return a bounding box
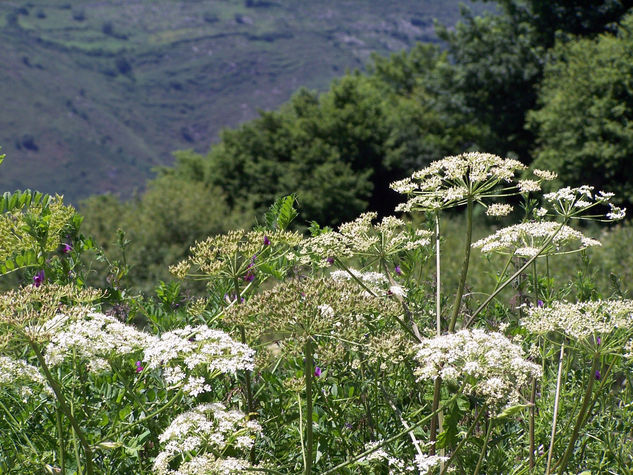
[0,0,488,202]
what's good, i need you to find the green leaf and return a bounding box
[264,194,298,230]
[494,403,530,421]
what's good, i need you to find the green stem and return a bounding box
[448,196,473,332]
[556,356,600,474]
[440,404,487,475]
[473,416,493,475]
[322,392,460,475]
[28,340,94,475]
[380,259,422,341]
[465,220,568,328]
[545,343,565,475]
[435,212,442,335]
[304,337,314,475]
[56,405,66,474]
[529,378,537,470]
[233,276,256,465]
[429,377,442,455]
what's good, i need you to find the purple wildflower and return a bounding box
[537,299,544,308]
[263,235,270,246]
[33,270,45,287]
[596,336,602,346]
[135,361,143,373]
[394,265,402,275]
[61,243,73,254]
[244,272,255,282]
[595,370,601,380]
[326,256,335,265]
[314,366,322,378]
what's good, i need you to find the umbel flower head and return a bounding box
[170,229,302,282]
[297,212,430,267]
[0,283,103,342]
[0,355,53,401]
[390,152,548,212]
[414,329,541,408]
[542,186,626,221]
[224,277,402,343]
[523,299,633,341]
[472,221,601,258]
[44,311,157,372]
[153,402,261,475]
[144,325,255,397]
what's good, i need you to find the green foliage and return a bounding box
[529,13,633,207]
[80,174,250,290]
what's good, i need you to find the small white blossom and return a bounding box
[414,329,541,407]
[486,203,513,217]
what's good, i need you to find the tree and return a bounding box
[528,13,633,206]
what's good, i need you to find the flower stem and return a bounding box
[322,392,460,474]
[435,212,442,335]
[28,340,94,475]
[448,196,473,332]
[465,220,568,328]
[473,416,493,475]
[529,378,537,470]
[440,404,487,475]
[545,342,565,475]
[555,356,600,474]
[304,337,314,475]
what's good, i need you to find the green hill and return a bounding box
[0,0,487,202]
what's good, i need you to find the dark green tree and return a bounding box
[528,13,633,206]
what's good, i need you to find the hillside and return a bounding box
[0,0,488,202]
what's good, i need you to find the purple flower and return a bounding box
[61,243,73,254]
[326,256,335,265]
[595,370,601,380]
[263,235,270,246]
[135,361,143,373]
[314,366,322,378]
[244,272,255,282]
[33,270,45,287]
[394,265,402,275]
[537,299,544,308]
[596,336,602,346]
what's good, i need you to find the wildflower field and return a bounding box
[2,149,633,474]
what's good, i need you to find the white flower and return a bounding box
[414,329,541,407]
[154,403,261,474]
[518,179,541,193]
[486,203,513,217]
[472,221,601,257]
[523,300,633,341]
[0,356,52,400]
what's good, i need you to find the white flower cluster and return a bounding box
[472,221,601,258]
[357,440,415,473]
[330,269,388,286]
[0,355,52,400]
[543,186,626,221]
[414,329,541,407]
[43,311,254,397]
[144,325,255,396]
[153,402,261,475]
[485,203,514,217]
[523,300,633,340]
[414,454,449,474]
[391,152,528,212]
[297,213,430,266]
[45,312,155,372]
